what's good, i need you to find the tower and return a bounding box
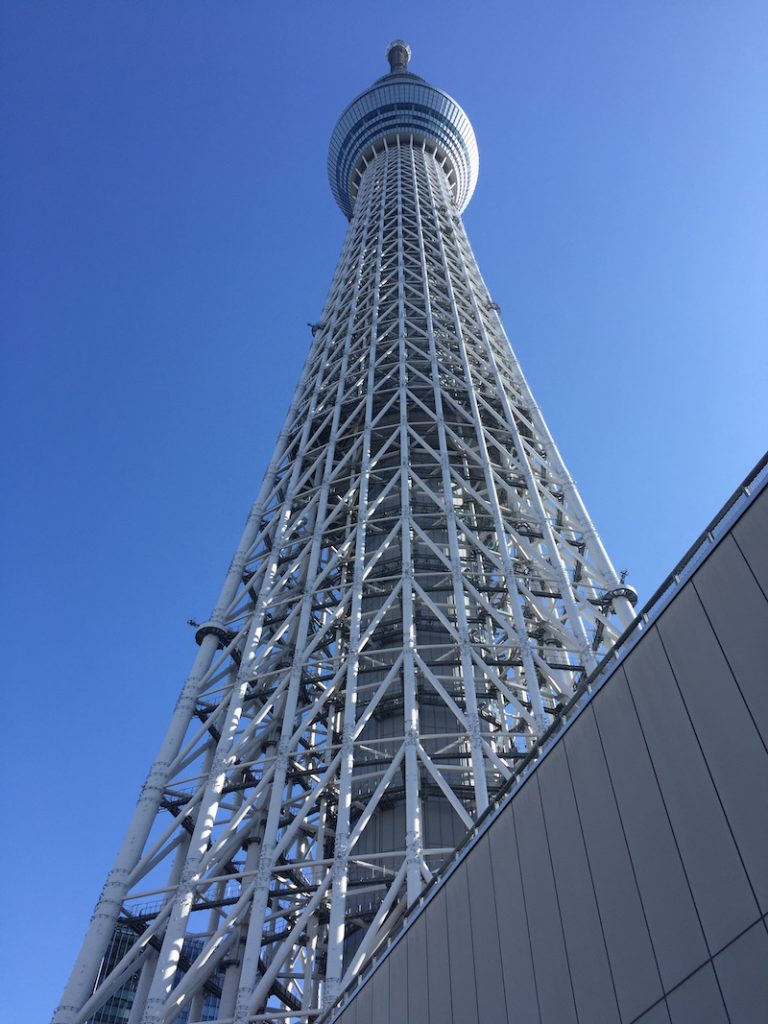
[55,42,637,1024]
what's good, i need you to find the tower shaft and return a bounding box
[55,47,634,1024]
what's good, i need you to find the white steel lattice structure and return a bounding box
[55,41,637,1024]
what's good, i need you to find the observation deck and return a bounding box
[328,41,479,218]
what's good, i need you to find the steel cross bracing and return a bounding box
[56,137,635,1024]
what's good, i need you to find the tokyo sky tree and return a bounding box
[56,42,637,1024]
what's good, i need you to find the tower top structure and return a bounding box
[328,41,478,218]
[385,39,411,72]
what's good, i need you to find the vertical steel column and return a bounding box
[413,145,549,735]
[230,160,381,1024]
[394,140,429,893]
[324,145,389,1007]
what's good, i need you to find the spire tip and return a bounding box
[386,40,411,73]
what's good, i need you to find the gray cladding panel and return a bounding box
[341,989,357,1024]
[354,979,373,1024]
[623,625,758,950]
[693,533,768,746]
[593,665,708,988]
[406,913,429,1022]
[464,839,507,1023]
[537,742,620,1023]
[733,483,768,593]
[564,705,662,1021]
[714,921,768,1024]
[666,963,728,1024]
[513,777,578,1024]
[487,796,540,1023]
[425,887,453,1024]
[635,1004,672,1024]
[387,938,407,1023]
[444,862,479,1024]
[370,954,390,1024]
[657,582,768,909]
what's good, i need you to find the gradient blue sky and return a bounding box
[3,2,767,1018]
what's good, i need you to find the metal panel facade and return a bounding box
[635,1006,673,1024]
[487,801,539,1021]
[657,584,768,909]
[693,533,768,746]
[713,922,768,1022]
[625,626,758,950]
[593,666,709,989]
[331,481,768,1024]
[465,843,507,1022]
[538,743,621,1022]
[733,483,768,591]
[666,964,728,1024]
[514,780,578,1023]
[444,864,479,1024]
[565,706,663,1020]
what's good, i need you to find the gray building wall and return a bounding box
[329,474,768,1024]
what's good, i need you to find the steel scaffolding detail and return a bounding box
[55,41,637,1024]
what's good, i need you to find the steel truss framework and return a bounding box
[56,61,635,1024]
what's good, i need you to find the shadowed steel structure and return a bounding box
[324,460,768,1024]
[55,42,636,1024]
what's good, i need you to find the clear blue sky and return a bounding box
[2,2,766,1019]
